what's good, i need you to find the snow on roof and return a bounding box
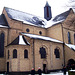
[19,35,27,45]
[45,8,71,28]
[21,33,63,43]
[66,44,75,51]
[19,35,30,45]
[45,18,64,28]
[5,7,46,28]
[4,7,72,28]
[0,25,8,28]
[8,35,30,46]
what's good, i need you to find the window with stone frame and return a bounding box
[54,48,60,58]
[0,33,4,57]
[13,49,17,58]
[39,47,46,59]
[68,32,71,44]
[24,49,28,58]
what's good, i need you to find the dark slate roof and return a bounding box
[53,8,72,22]
[8,35,30,46]
[45,8,73,28]
[0,14,9,27]
[45,1,50,7]
[4,7,46,28]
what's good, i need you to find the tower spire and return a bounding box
[44,1,52,21]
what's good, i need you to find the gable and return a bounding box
[62,8,75,30]
[45,8,74,28]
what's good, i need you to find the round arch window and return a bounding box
[39,31,42,35]
[26,28,30,32]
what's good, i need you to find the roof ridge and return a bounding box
[53,8,72,22]
[4,7,41,18]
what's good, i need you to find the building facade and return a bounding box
[0,2,75,74]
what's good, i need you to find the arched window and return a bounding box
[0,33,4,57]
[68,32,71,44]
[67,59,75,69]
[24,50,28,58]
[39,47,46,59]
[54,48,60,58]
[39,31,42,35]
[13,49,17,58]
[74,34,75,45]
[8,50,9,59]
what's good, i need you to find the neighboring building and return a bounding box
[0,2,75,74]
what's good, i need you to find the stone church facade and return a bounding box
[0,2,75,74]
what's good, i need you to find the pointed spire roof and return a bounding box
[45,1,50,7]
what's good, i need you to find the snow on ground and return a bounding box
[0,72,68,75]
[42,72,68,75]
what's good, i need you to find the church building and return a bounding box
[0,1,75,74]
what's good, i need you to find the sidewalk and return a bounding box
[42,72,68,75]
[0,72,68,75]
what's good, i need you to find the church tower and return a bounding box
[44,1,52,21]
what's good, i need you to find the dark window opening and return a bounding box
[7,62,9,72]
[39,31,42,35]
[43,64,46,73]
[68,32,71,44]
[8,50,9,59]
[67,59,75,70]
[24,50,28,58]
[74,34,75,45]
[54,48,60,58]
[0,33,4,57]
[39,47,46,59]
[13,49,17,58]
[26,28,30,32]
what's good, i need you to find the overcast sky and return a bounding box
[0,0,70,18]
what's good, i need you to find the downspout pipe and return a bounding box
[33,39,35,69]
[61,23,65,67]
